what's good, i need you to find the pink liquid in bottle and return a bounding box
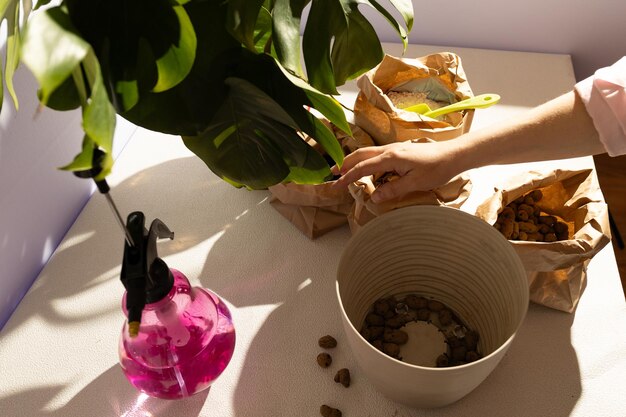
[119,269,235,399]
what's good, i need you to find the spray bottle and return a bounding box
[76,150,235,399]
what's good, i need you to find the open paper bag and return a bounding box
[475,169,611,313]
[354,52,474,145]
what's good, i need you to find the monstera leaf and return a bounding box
[272,0,413,94]
[65,0,197,112]
[233,52,346,167]
[112,0,242,135]
[183,77,331,189]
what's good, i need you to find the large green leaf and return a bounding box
[301,0,343,94]
[0,0,12,111]
[152,5,197,93]
[39,74,81,111]
[275,59,351,135]
[387,0,413,32]
[253,5,273,54]
[226,0,265,51]
[21,6,90,105]
[59,134,96,172]
[233,51,344,167]
[271,0,309,77]
[301,0,413,94]
[3,0,20,109]
[1,0,45,111]
[329,3,383,87]
[0,59,3,108]
[183,77,330,189]
[65,0,197,111]
[273,62,348,167]
[368,0,409,49]
[108,0,242,135]
[80,51,116,178]
[303,0,381,94]
[57,52,116,179]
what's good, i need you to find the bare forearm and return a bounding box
[334,89,607,202]
[451,90,605,174]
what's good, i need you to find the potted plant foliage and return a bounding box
[1,0,413,189]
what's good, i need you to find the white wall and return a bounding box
[366,0,626,81]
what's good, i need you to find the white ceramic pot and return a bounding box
[336,205,528,408]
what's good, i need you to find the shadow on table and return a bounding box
[0,365,207,416]
[1,155,280,339]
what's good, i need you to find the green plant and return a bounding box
[1,0,413,188]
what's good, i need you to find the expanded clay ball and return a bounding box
[405,294,428,310]
[383,329,409,345]
[320,405,342,417]
[318,335,338,349]
[385,316,405,329]
[438,309,454,326]
[317,353,332,368]
[416,308,430,321]
[373,298,391,315]
[334,368,351,387]
[365,313,385,326]
[428,300,445,312]
[464,330,479,351]
[383,343,400,358]
[436,354,449,367]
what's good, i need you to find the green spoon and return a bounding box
[403,93,501,118]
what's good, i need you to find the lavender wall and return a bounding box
[0,64,136,330]
[364,0,626,80]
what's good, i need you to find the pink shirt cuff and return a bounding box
[575,57,626,157]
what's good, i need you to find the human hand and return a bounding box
[332,140,461,203]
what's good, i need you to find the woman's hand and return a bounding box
[332,140,462,203]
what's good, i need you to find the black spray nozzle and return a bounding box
[120,211,175,337]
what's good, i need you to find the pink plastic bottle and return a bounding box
[117,212,235,399]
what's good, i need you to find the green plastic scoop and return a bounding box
[403,93,501,118]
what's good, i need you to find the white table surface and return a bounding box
[2,44,625,417]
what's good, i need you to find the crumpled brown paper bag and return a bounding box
[347,140,472,234]
[269,123,375,239]
[354,52,474,145]
[475,169,611,313]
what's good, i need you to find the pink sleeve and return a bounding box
[575,57,626,156]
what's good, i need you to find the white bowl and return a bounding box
[336,205,528,408]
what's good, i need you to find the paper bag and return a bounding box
[269,123,375,239]
[354,52,474,145]
[475,169,611,313]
